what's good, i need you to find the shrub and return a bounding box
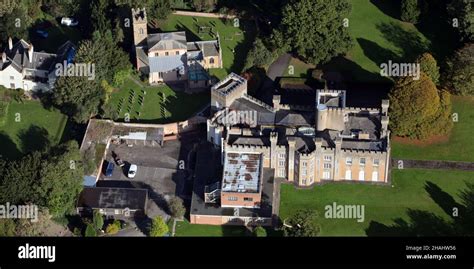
[444,43,474,96]
[105,220,121,235]
[168,196,186,219]
[416,53,440,85]
[401,0,420,23]
[389,72,453,139]
[253,226,267,237]
[149,216,169,237]
[84,224,97,237]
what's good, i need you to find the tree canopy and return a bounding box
[275,0,353,65]
[401,0,421,23]
[444,43,474,96]
[149,216,169,237]
[417,53,440,85]
[389,72,453,139]
[447,0,474,42]
[283,209,320,237]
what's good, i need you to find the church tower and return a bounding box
[131,8,148,46]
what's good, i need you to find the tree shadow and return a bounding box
[17,125,51,154]
[228,20,256,74]
[365,181,474,236]
[322,55,392,84]
[357,38,401,65]
[370,0,400,20]
[0,132,20,160]
[376,21,429,62]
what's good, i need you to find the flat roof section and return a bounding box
[211,73,245,96]
[222,152,262,193]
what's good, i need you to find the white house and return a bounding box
[0,37,75,92]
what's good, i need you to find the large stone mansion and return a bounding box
[190,73,391,225]
[131,8,223,88]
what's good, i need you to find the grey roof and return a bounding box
[147,32,187,51]
[275,110,313,127]
[148,54,187,73]
[187,40,219,57]
[342,113,381,139]
[77,187,148,210]
[3,39,75,73]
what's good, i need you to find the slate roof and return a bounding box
[147,32,187,51]
[149,54,187,73]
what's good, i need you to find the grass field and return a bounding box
[173,220,249,237]
[109,77,209,123]
[159,14,256,79]
[279,169,474,236]
[392,96,474,162]
[0,100,67,160]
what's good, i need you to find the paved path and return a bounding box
[392,159,474,171]
[173,10,237,19]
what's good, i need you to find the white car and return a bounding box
[61,17,79,27]
[128,164,138,179]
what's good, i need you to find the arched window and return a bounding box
[139,28,144,34]
[209,57,215,64]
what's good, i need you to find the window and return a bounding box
[114,209,120,215]
[209,57,215,64]
[278,153,285,159]
[323,171,330,179]
[278,168,285,177]
[10,83,15,89]
[302,179,307,185]
[346,157,352,165]
[165,52,169,56]
[373,159,380,166]
[139,28,144,34]
[9,76,14,80]
[302,161,307,167]
[324,155,332,162]
[243,197,253,202]
[279,160,285,167]
[301,169,307,176]
[359,158,366,166]
[323,163,332,169]
[345,170,352,180]
[176,51,179,55]
[372,171,378,181]
[359,170,365,181]
[158,72,163,79]
[155,52,159,56]
[227,196,238,201]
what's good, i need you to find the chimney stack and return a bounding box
[8,37,13,51]
[28,44,34,63]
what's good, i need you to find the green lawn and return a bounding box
[159,14,256,79]
[392,96,474,162]
[173,220,249,237]
[0,100,67,160]
[109,77,209,123]
[284,57,315,78]
[279,169,474,236]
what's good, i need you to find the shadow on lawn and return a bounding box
[0,132,20,160]
[370,0,400,20]
[366,181,474,236]
[376,21,429,62]
[17,125,51,154]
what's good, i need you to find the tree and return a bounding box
[37,141,84,217]
[416,53,440,84]
[244,38,274,70]
[277,0,353,65]
[53,76,104,123]
[447,0,474,42]
[253,226,267,237]
[105,220,122,234]
[91,0,111,34]
[401,0,421,23]
[0,6,31,41]
[148,0,172,21]
[192,0,217,12]
[149,216,169,236]
[444,43,474,95]
[85,224,97,237]
[168,196,186,219]
[92,210,104,231]
[284,209,320,237]
[389,72,453,139]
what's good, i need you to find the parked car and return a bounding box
[35,30,49,38]
[61,17,79,27]
[104,161,115,177]
[128,164,138,179]
[115,156,125,167]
